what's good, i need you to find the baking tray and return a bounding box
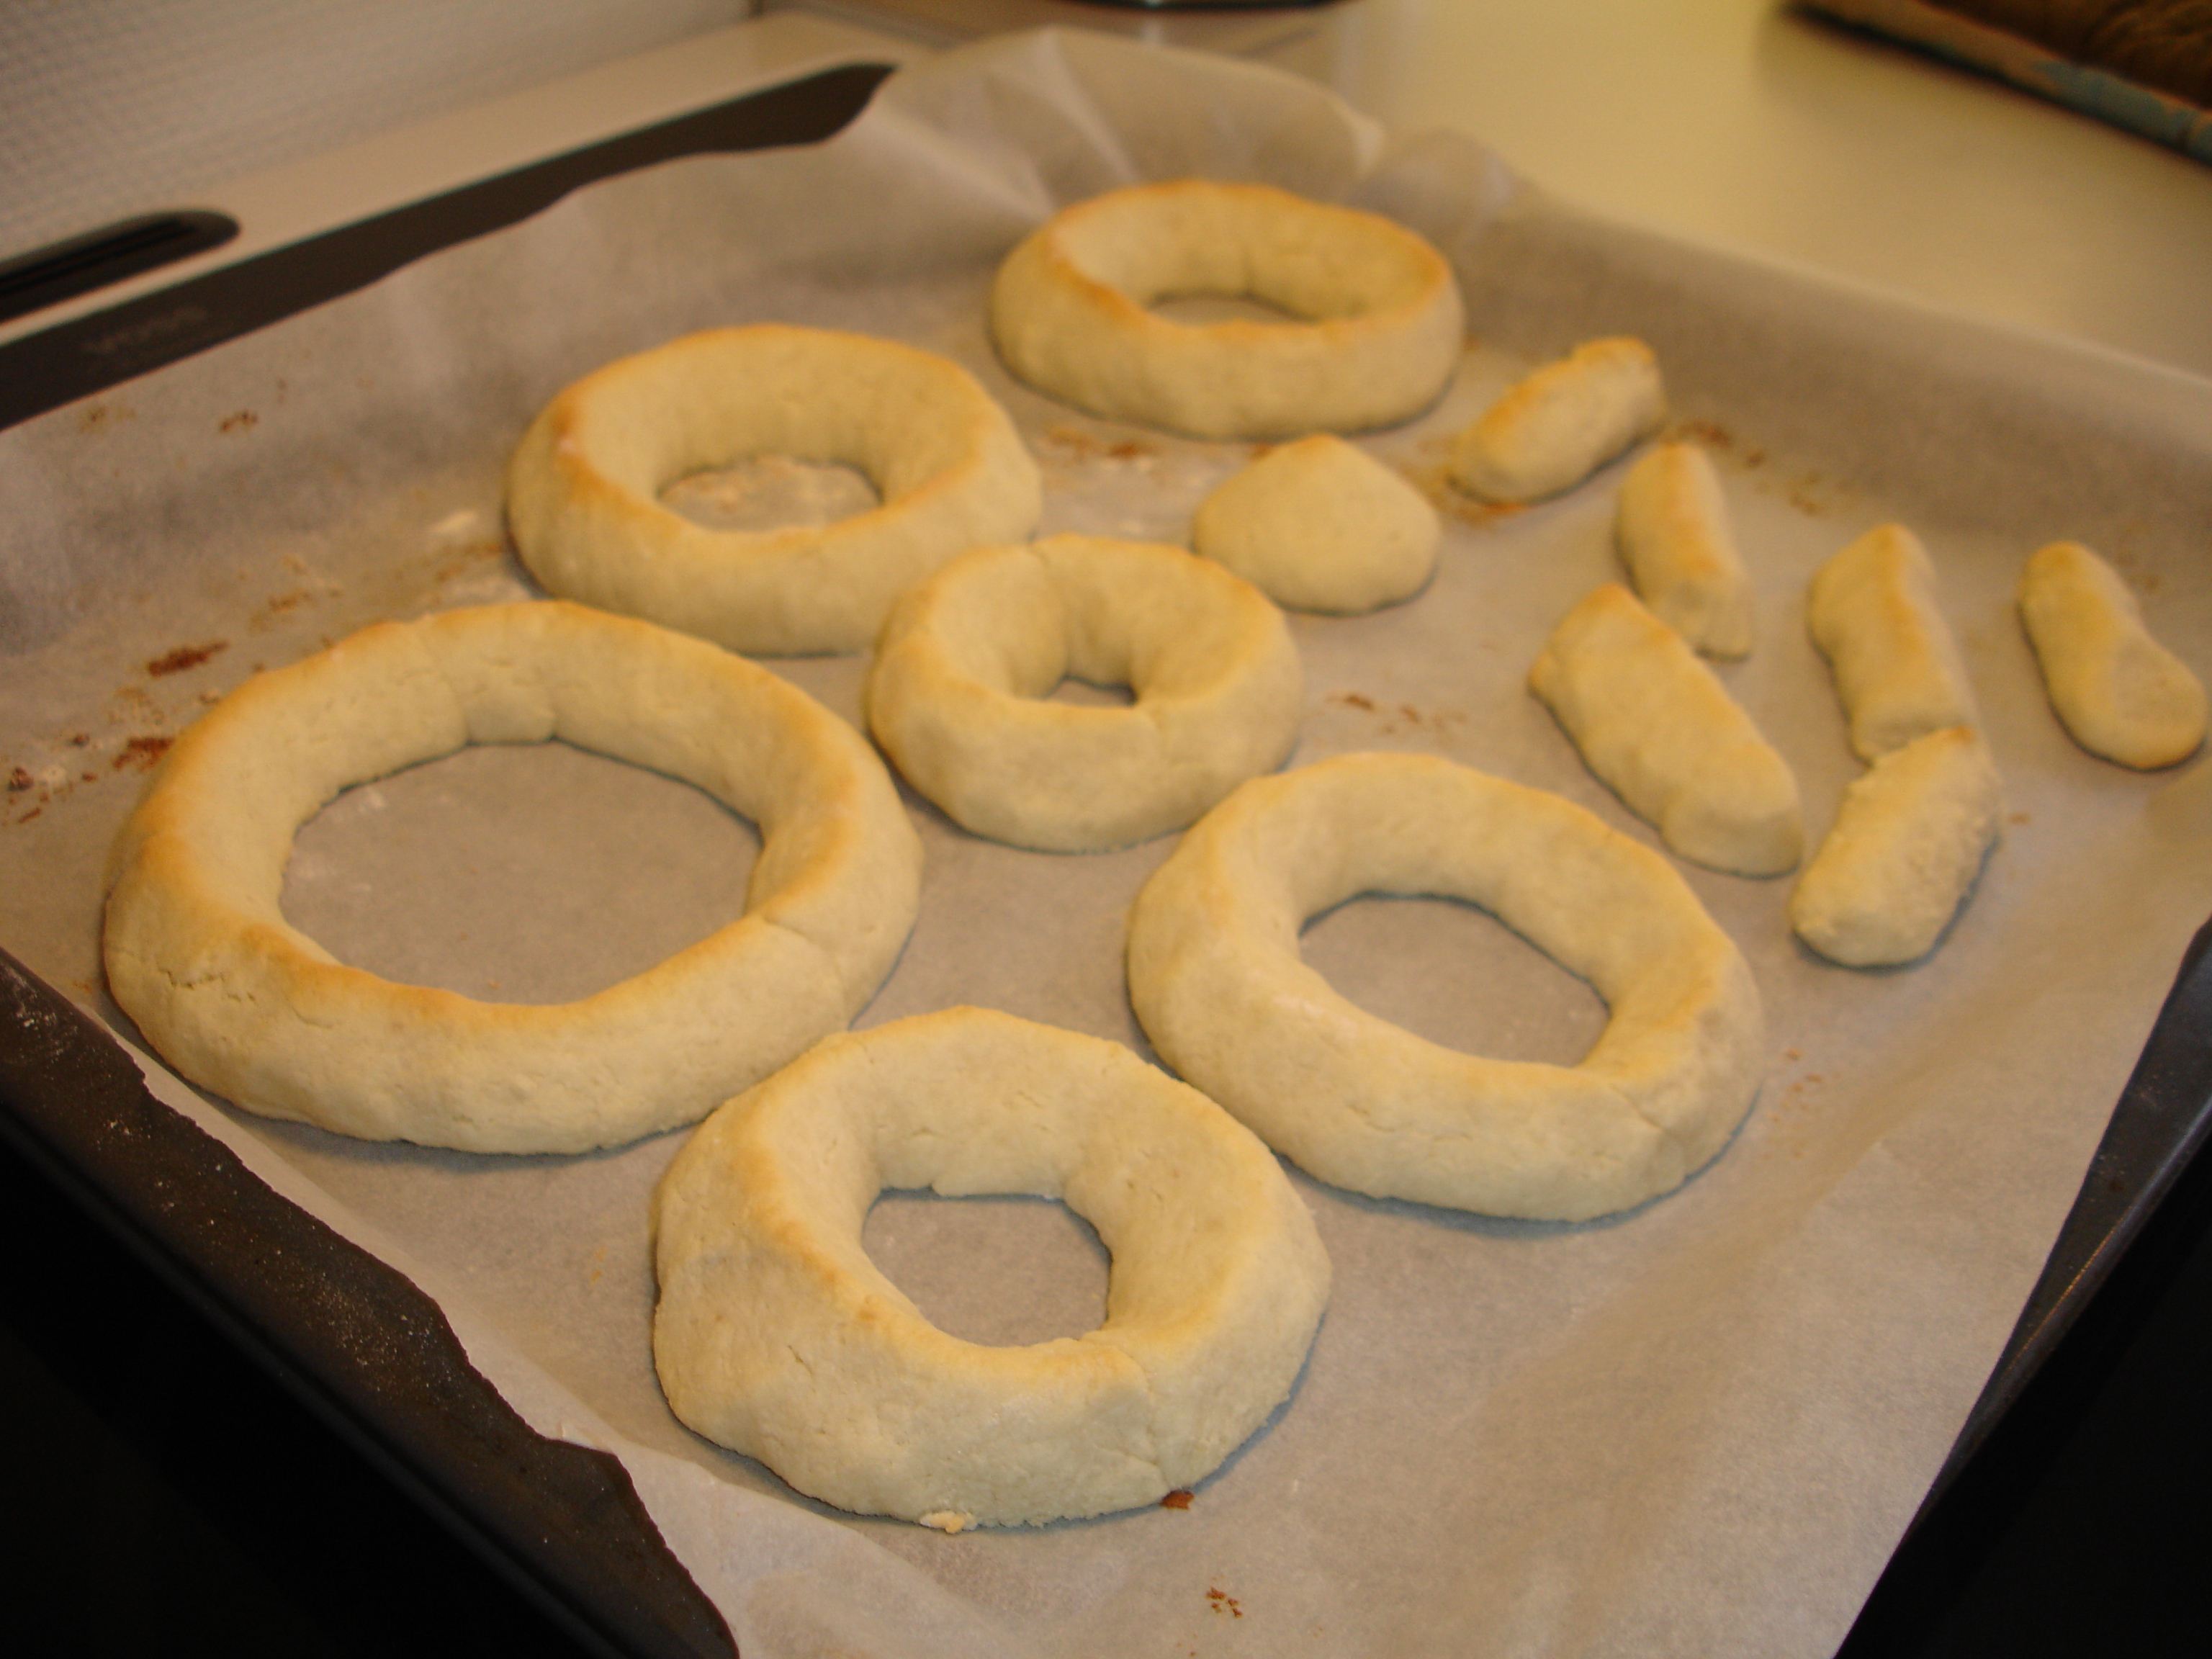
[4,26,2211,1655]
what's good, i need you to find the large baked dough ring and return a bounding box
[103,602,923,1154]
[652,1006,1331,1531]
[506,325,1043,656]
[989,180,1464,440]
[866,534,1303,852]
[1127,752,1765,1221]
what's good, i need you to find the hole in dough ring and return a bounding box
[866,534,1303,852]
[990,180,1465,440]
[505,325,1044,656]
[102,601,924,1154]
[1127,752,1766,1221]
[651,1005,1331,1530]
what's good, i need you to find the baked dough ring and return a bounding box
[103,602,923,1154]
[1127,752,1765,1221]
[2018,540,2206,769]
[506,325,1043,656]
[989,180,1464,440]
[866,534,1303,852]
[652,1006,1331,1531]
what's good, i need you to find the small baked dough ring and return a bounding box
[1450,337,1666,504]
[102,602,923,1154]
[866,534,1303,852]
[1529,583,1802,876]
[1790,726,2001,967]
[2018,541,2206,769]
[1191,434,1441,614]
[1808,523,1978,762]
[651,1006,1331,1530]
[1126,752,1766,1222]
[989,180,1464,440]
[1615,441,1753,658]
[505,325,1044,656]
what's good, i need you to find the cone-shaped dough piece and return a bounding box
[1191,435,1439,614]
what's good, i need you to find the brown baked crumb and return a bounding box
[1161,1489,1194,1509]
[1205,1587,1243,1618]
[146,641,228,676]
[114,735,173,771]
[220,409,258,433]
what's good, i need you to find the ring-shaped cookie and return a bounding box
[990,180,1464,440]
[1127,752,1764,1220]
[506,325,1044,655]
[652,1006,1331,1530]
[866,534,1303,851]
[103,602,923,1154]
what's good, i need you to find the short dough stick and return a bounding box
[1615,441,1753,658]
[1191,434,1439,614]
[1529,583,1802,876]
[1449,337,1665,504]
[1807,523,1978,762]
[2018,540,2206,769]
[1790,725,2001,967]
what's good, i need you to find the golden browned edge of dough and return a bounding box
[1807,522,1979,763]
[102,601,922,1153]
[864,533,1303,852]
[505,323,1042,656]
[1614,440,1753,659]
[1789,725,2002,968]
[1189,433,1442,615]
[1126,751,1766,1221]
[1449,336,1667,505]
[988,179,1465,441]
[1529,584,1802,876]
[2018,540,2207,770]
[650,1006,1331,1529]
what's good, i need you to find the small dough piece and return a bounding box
[505,324,1043,656]
[1808,523,1978,762]
[1615,441,1753,657]
[1190,434,1440,614]
[1126,752,1766,1221]
[652,1006,1331,1529]
[2018,540,2206,769]
[1449,337,1666,504]
[102,602,922,1154]
[1529,584,1802,876]
[989,179,1464,439]
[866,534,1303,852]
[1790,726,2001,967]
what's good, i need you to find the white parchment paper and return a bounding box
[5,27,2212,1659]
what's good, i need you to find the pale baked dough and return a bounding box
[2018,540,2206,770]
[652,1006,1331,1529]
[866,534,1303,852]
[1126,752,1765,1221]
[989,180,1464,440]
[505,325,1043,656]
[1789,726,2001,967]
[1807,523,1978,763]
[1529,584,1802,876]
[1614,441,1752,658]
[1190,434,1440,614]
[1449,337,1666,504]
[102,602,923,1154]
